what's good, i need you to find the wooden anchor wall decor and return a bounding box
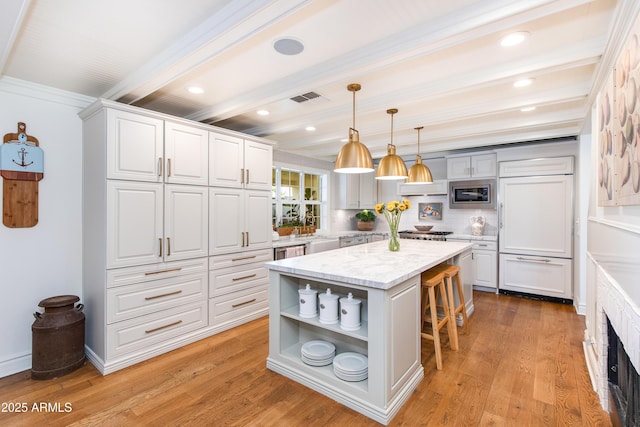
[0,122,44,227]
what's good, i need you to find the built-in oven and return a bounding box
[449,179,496,209]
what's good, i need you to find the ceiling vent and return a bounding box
[290,91,321,103]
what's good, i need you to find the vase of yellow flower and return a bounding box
[375,199,410,252]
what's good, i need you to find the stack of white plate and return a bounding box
[333,352,368,382]
[301,340,335,367]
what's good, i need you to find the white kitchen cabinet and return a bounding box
[209,133,272,190]
[208,248,271,328]
[472,241,497,289]
[398,179,447,196]
[81,99,274,374]
[209,188,272,255]
[105,109,209,185]
[447,153,496,179]
[164,121,209,186]
[106,109,164,182]
[106,181,208,269]
[267,271,420,425]
[447,238,497,291]
[334,172,377,209]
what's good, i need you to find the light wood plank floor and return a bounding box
[0,291,611,426]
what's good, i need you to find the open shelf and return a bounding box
[280,305,369,341]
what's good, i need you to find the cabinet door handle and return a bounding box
[159,238,163,257]
[167,237,171,256]
[516,256,551,263]
[246,169,249,185]
[145,320,182,334]
[145,267,183,276]
[232,298,256,308]
[232,274,257,281]
[246,231,249,246]
[241,231,245,247]
[499,203,503,229]
[167,158,171,177]
[241,168,245,184]
[145,290,182,300]
[231,255,256,262]
[158,157,163,177]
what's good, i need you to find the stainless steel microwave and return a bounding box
[449,179,496,209]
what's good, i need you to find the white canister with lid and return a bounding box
[318,288,339,324]
[298,284,318,318]
[339,293,362,331]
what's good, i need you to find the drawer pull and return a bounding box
[232,298,256,308]
[516,256,550,263]
[145,267,183,276]
[232,274,257,281]
[477,244,488,247]
[145,290,182,301]
[231,255,257,262]
[145,320,182,334]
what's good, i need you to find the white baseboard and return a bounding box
[0,353,31,378]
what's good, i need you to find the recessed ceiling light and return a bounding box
[257,109,270,116]
[187,86,204,94]
[514,78,533,88]
[305,126,316,132]
[501,31,529,47]
[273,37,304,55]
[521,106,536,112]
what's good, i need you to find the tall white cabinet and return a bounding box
[81,99,273,374]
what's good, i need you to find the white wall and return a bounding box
[0,77,93,377]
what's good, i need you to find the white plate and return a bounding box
[301,340,335,359]
[333,352,368,373]
[302,356,334,367]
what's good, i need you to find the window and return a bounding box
[272,166,327,230]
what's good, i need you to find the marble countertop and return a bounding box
[448,233,497,241]
[272,231,388,248]
[265,239,472,290]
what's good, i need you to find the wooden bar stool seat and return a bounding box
[429,263,470,351]
[420,269,458,370]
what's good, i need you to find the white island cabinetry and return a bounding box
[266,239,473,425]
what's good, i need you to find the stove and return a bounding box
[398,230,453,241]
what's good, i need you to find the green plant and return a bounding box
[355,209,376,222]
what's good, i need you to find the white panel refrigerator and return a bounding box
[498,157,574,300]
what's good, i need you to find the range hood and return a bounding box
[398,179,447,196]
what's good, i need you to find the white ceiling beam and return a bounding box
[0,0,30,75]
[102,0,312,102]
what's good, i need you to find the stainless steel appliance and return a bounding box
[273,243,306,260]
[449,179,496,209]
[398,230,453,241]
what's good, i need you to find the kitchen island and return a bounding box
[265,239,473,425]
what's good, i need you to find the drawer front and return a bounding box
[107,300,207,359]
[209,285,268,327]
[472,241,497,251]
[107,258,208,288]
[499,254,572,299]
[107,272,207,324]
[209,248,272,270]
[209,264,268,297]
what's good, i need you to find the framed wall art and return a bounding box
[418,202,442,220]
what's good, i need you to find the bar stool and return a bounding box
[430,263,470,351]
[420,269,457,370]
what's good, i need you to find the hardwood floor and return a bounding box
[0,291,611,426]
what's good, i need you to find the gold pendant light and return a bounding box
[334,84,374,173]
[406,126,433,184]
[376,108,408,180]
